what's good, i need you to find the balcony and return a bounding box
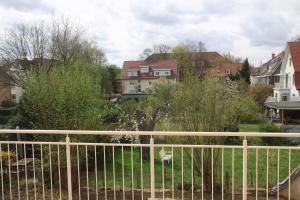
[0,130,299,200]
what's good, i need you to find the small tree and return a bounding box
[250,83,273,110]
[239,58,251,84]
[170,78,241,192]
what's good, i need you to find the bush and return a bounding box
[259,124,289,145]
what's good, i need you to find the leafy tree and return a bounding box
[171,45,192,82]
[250,83,273,110]
[119,80,174,159]
[18,60,104,132]
[239,58,251,84]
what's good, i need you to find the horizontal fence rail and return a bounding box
[0,130,299,200]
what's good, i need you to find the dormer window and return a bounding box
[153,69,171,77]
[140,66,149,73]
[127,71,137,77]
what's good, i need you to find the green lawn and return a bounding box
[80,123,300,193]
[85,144,300,192]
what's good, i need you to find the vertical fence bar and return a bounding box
[41,144,45,200]
[131,146,134,200]
[86,146,90,200]
[0,144,4,200]
[122,146,125,200]
[57,145,62,200]
[181,147,184,200]
[243,139,248,200]
[94,146,98,200]
[277,149,280,200]
[77,145,81,200]
[140,146,144,200]
[49,145,53,200]
[232,148,234,200]
[171,147,174,200]
[113,146,116,200]
[150,137,155,199]
[288,149,291,200]
[104,146,107,200]
[162,152,165,199]
[222,148,224,200]
[32,144,37,200]
[266,149,269,200]
[191,147,194,200]
[66,136,73,200]
[8,144,12,200]
[24,144,28,200]
[255,148,258,200]
[15,144,20,200]
[201,147,204,200]
[212,148,214,200]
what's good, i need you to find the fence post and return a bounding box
[66,135,73,200]
[150,136,155,199]
[243,138,248,200]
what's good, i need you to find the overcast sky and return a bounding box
[0,0,300,67]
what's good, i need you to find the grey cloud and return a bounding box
[136,12,179,25]
[130,2,179,26]
[0,0,53,12]
[243,14,292,46]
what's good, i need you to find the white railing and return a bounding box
[0,130,299,200]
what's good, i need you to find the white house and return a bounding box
[273,42,300,102]
[265,42,300,124]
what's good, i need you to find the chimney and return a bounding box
[272,53,275,59]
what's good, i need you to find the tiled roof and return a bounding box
[208,63,242,77]
[146,52,223,63]
[288,42,300,89]
[122,59,178,80]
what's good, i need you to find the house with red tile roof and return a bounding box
[207,63,242,78]
[122,58,178,94]
[265,42,300,123]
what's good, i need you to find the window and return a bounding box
[140,66,149,73]
[155,71,160,76]
[138,85,141,92]
[226,69,231,74]
[129,82,134,85]
[149,81,151,85]
[127,71,137,77]
[164,71,170,75]
[282,95,288,101]
[11,94,16,102]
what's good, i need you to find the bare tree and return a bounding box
[0,23,50,86]
[139,48,152,59]
[81,40,107,65]
[50,17,83,65]
[153,44,171,54]
[0,17,106,87]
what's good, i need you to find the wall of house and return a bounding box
[10,86,23,103]
[274,45,300,101]
[0,85,11,105]
[123,78,176,94]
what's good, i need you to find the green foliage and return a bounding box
[170,78,241,133]
[250,83,273,108]
[239,58,250,84]
[19,60,104,131]
[98,65,121,95]
[259,124,285,145]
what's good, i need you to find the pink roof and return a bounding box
[288,42,300,89]
[122,59,178,80]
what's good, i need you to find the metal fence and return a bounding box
[0,130,299,200]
